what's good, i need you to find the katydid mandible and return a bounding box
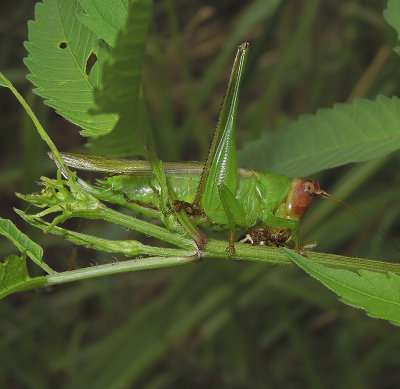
[53,43,325,254]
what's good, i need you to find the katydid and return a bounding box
[52,43,325,254]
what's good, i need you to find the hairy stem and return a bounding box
[45,255,198,286]
[9,240,399,297]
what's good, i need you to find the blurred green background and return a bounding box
[1,0,400,388]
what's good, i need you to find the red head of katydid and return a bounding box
[286,178,322,219]
[290,179,400,252]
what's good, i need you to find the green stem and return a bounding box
[58,204,195,250]
[0,72,70,179]
[16,242,400,295]
[97,206,193,248]
[45,255,198,286]
[21,216,194,258]
[6,236,400,297]
[28,208,400,275]
[202,239,400,274]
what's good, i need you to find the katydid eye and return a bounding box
[304,182,315,195]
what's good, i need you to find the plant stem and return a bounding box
[0,72,70,178]
[77,205,196,249]
[202,239,400,274]
[45,255,198,286]
[28,242,400,292]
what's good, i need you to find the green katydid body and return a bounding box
[55,43,322,253]
[70,157,292,227]
[100,166,315,230]
[58,152,320,246]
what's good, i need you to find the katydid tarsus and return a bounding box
[52,43,327,255]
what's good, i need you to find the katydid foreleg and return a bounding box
[259,214,300,249]
[239,227,289,247]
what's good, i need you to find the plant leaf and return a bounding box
[0,254,47,300]
[0,218,54,274]
[0,218,42,265]
[284,248,400,326]
[384,0,400,34]
[0,255,29,299]
[24,0,117,136]
[88,0,153,157]
[78,0,129,47]
[384,0,400,55]
[1,255,29,290]
[238,96,400,177]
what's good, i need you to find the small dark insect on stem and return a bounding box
[314,189,400,252]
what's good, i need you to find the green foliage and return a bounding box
[3,1,400,387]
[285,248,400,326]
[238,96,400,177]
[384,0,400,54]
[0,219,48,299]
[0,254,46,300]
[0,218,44,270]
[78,0,129,46]
[236,0,400,178]
[0,255,30,300]
[24,0,117,135]
[24,0,153,156]
[89,0,153,156]
[1,0,397,328]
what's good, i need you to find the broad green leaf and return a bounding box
[1,255,29,289]
[0,255,47,300]
[384,0,400,55]
[0,218,42,266]
[238,96,400,177]
[0,255,29,299]
[24,0,117,136]
[0,218,54,274]
[78,0,129,47]
[89,0,153,157]
[284,248,400,326]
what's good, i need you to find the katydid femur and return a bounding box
[54,43,327,255]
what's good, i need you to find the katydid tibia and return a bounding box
[51,42,325,255]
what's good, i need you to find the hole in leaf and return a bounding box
[59,42,68,49]
[85,52,98,76]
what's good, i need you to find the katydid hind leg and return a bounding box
[195,43,250,210]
